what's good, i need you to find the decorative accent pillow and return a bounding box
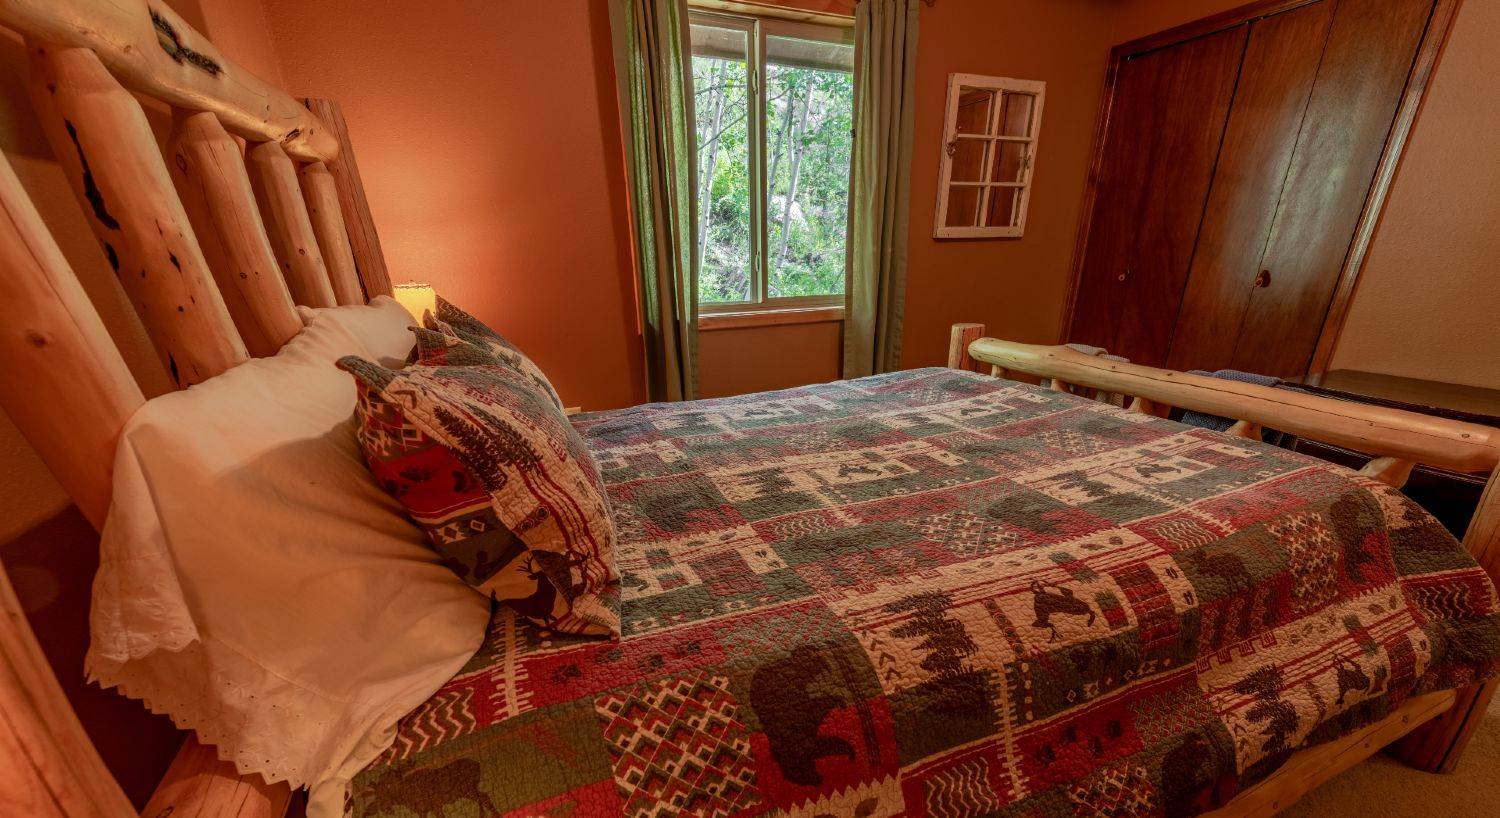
[339,355,619,635]
[408,324,501,368]
[89,307,489,810]
[422,295,564,410]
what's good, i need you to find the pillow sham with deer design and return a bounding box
[338,354,619,636]
[420,295,564,411]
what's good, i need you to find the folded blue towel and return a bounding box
[1179,369,1283,442]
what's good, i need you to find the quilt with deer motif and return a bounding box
[350,368,1500,818]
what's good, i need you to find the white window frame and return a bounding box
[934,73,1046,240]
[689,10,855,314]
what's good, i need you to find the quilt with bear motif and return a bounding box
[350,368,1500,818]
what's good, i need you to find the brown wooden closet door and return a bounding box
[1068,26,1248,364]
[1166,0,1337,372]
[1228,0,1434,377]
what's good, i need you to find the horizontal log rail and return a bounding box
[964,337,1500,475]
[0,0,337,161]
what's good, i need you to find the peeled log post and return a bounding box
[947,323,985,371]
[27,43,247,386]
[299,161,364,305]
[302,98,392,297]
[0,151,143,527]
[167,111,301,357]
[0,148,139,818]
[1226,420,1263,441]
[1358,456,1415,489]
[245,141,337,308]
[142,737,291,818]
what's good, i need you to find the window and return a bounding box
[690,13,855,312]
[934,74,1045,239]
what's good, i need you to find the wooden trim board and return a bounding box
[698,305,844,331]
[688,0,854,28]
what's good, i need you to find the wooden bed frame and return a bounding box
[0,1,1494,816]
[949,325,1500,815]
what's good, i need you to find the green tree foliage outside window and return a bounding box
[690,20,854,307]
[765,63,853,299]
[692,53,753,303]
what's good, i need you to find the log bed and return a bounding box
[949,327,1500,814]
[0,1,1494,816]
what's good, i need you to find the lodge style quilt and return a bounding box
[350,369,1500,818]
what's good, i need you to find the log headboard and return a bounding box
[0,1,391,815]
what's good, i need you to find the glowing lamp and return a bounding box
[393,282,437,321]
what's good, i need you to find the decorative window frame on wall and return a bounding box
[934,73,1046,239]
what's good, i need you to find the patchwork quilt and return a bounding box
[350,369,1500,818]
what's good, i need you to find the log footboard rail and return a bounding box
[950,327,1500,811]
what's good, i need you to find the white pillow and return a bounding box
[88,303,489,810]
[297,295,416,368]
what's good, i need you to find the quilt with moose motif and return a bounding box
[349,368,1500,818]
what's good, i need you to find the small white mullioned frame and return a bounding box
[934,73,1046,239]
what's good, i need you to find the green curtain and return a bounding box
[843,0,920,378]
[611,0,699,401]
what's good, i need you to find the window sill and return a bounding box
[698,305,845,331]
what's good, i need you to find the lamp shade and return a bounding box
[392,282,437,321]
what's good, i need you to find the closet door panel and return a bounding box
[1230,0,1434,376]
[1069,49,1171,354]
[1166,0,1336,372]
[1070,26,1247,362]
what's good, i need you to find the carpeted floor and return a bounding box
[1283,692,1500,816]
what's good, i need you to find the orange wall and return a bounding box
[900,0,1124,367]
[698,320,844,398]
[260,0,646,412]
[701,0,1128,388]
[194,0,286,88]
[1328,0,1500,389]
